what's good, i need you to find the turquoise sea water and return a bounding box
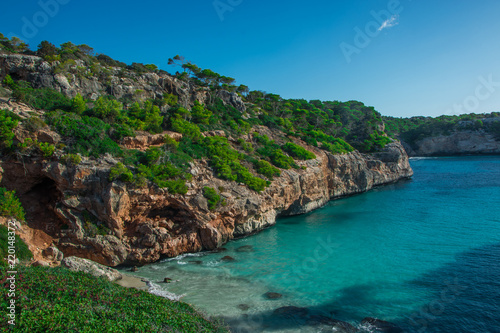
[125,156,500,332]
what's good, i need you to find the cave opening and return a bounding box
[22,177,64,236]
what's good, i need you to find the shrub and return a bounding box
[61,153,82,166]
[283,142,316,160]
[0,109,19,150]
[0,187,25,221]
[38,142,56,157]
[322,138,354,154]
[171,117,202,141]
[71,93,87,114]
[203,187,221,210]
[89,96,123,122]
[11,83,72,111]
[23,116,47,132]
[47,112,123,157]
[109,163,134,183]
[254,160,281,180]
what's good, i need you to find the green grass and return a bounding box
[0,266,229,332]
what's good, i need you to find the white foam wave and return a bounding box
[161,252,206,263]
[146,281,185,301]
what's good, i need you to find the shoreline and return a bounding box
[114,273,148,291]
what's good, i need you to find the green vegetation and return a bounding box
[0,225,32,267]
[61,153,82,166]
[81,210,110,237]
[383,112,500,145]
[254,160,281,180]
[0,266,229,332]
[203,187,224,210]
[1,35,403,195]
[0,109,19,150]
[282,142,316,160]
[0,187,25,221]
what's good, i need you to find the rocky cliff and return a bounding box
[405,131,500,156]
[0,53,413,267]
[0,123,412,266]
[0,54,245,112]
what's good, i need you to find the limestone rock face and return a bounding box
[0,139,412,267]
[0,54,414,267]
[408,131,500,156]
[61,256,122,281]
[0,54,246,112]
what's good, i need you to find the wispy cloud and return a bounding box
[378,15,399,31]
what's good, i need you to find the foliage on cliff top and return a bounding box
[0,266,229,332]
[384,112,500,145]
[1,34,399,193]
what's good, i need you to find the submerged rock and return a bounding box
[361,317,404,333]
[163,277,172,283]
[212,247,228,253]
[264,292,283,299]
[237,304,250,311]
[236,245,254,252]
[221,256,235,262]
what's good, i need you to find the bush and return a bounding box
[47,112,123,157]
[11,82,72,111]
[0,109,19,150]
[283,142,316,160]
[71,93,87,114]
[61,153,82,166]
[23,116,47,132]
[322,138,355,155]
[109,163,134,183]
[254,160,281,180]
[0,187,25,221]
[203,187,222,210]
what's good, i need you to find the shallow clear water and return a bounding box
[123,156,500,332]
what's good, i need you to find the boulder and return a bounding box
[61,256,122,281]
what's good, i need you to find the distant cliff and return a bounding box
[384,115,500,156]
[403,131,500,156]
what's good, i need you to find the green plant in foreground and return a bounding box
[0,266,229,332]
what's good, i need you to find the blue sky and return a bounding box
[2,0,500,117]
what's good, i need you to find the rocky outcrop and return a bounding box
[61,256,122,281]
[0,137,412,267]
[0,54,246,112]
[0,53,413,267]
[407,131,500,156]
